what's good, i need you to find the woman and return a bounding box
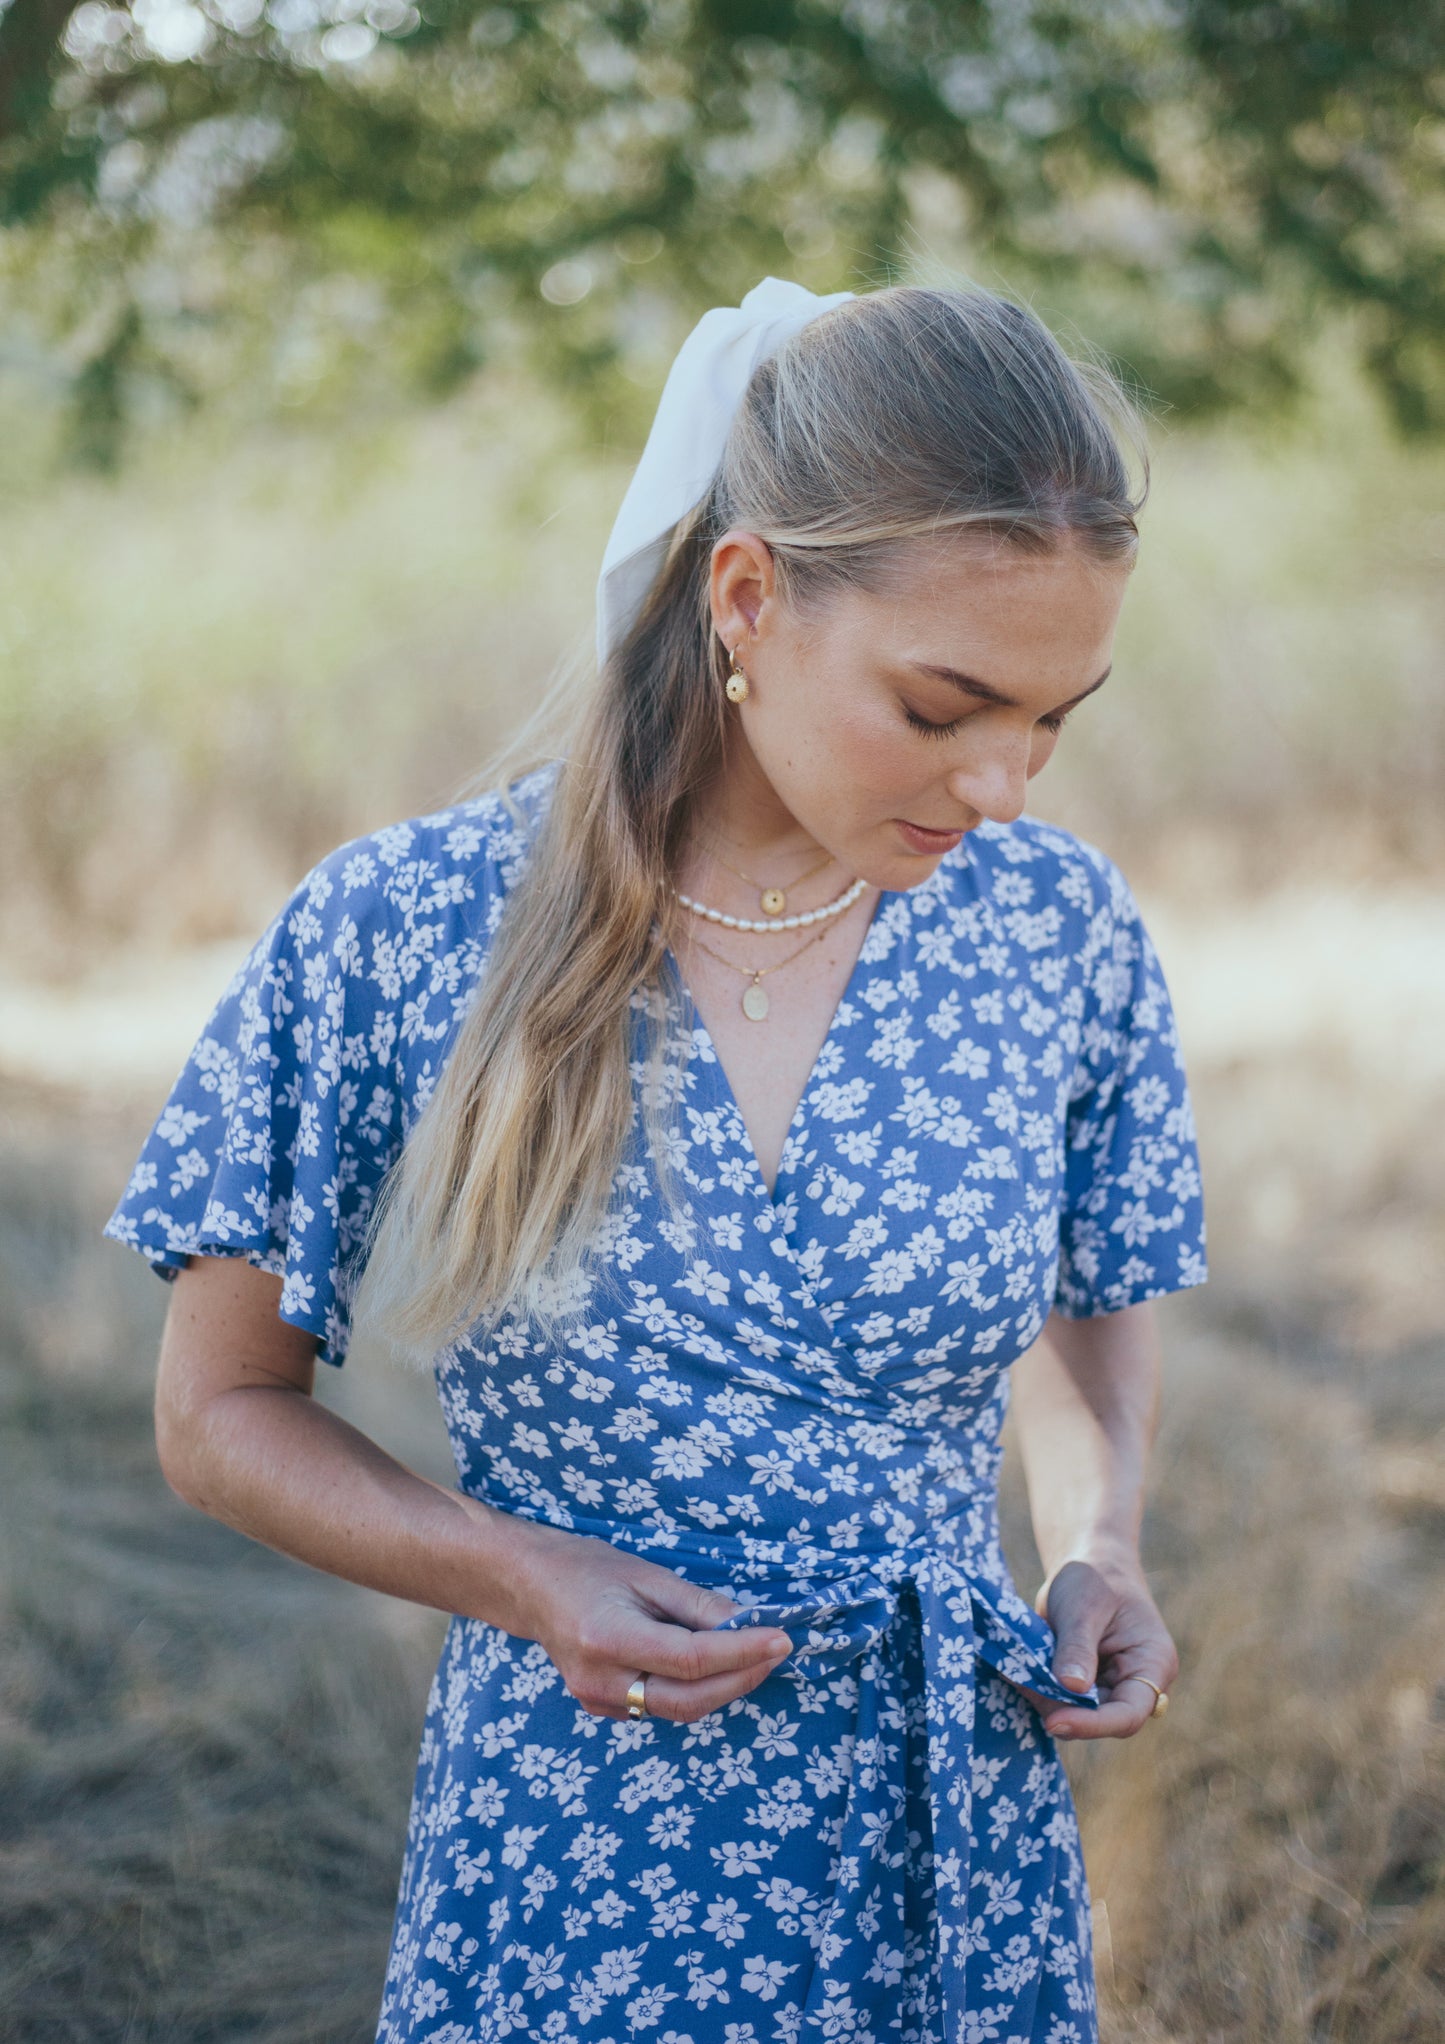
[106,276,1207,2043]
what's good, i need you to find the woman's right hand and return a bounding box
[503,1517,794,1724]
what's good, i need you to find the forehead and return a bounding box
[886,525,1127,588]
[865,533,1129,644]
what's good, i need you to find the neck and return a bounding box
[686,726,822,866]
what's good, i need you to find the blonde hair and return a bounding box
[354,281,1147,1360]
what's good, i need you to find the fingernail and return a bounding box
[1045,1720,1070,1738]
[1059,1664,1088,1682]
[768,1638,792,1659]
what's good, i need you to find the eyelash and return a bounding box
[903,706,962,741]
[902,705,1072,741]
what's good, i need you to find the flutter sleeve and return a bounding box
[1052,856,1208,1318]
[102,840,412,1365]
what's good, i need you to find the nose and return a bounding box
[945,735,1030,826]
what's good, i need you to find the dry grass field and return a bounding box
[1,366,1442,2039]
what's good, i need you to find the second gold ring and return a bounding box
[1125,1676,1169,1719]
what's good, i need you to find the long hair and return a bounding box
[352,282,1147,1360]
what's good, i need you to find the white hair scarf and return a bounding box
[594,275,857,669]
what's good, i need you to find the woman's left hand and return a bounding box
[1015,1554,1179,1740]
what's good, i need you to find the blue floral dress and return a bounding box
[105,761,1207,2044]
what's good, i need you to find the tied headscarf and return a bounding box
[594,275,856,669]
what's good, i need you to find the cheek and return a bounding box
[824,707,990,813]
[822,708,927,800]
[770,680,895,780]
[1027,729,1062,777]
[835,697,899,756]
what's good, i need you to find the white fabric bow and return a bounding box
[595,275,857,668]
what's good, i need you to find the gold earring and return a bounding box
[724,645,750,704]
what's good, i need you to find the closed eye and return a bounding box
[904,702,1073,740]
[903,704,964,741]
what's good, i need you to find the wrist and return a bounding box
[449,1492,574,1635]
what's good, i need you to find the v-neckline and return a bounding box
[664,883,897,1210]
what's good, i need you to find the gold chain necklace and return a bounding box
[699,839,837,919]
[684,920,832,1022]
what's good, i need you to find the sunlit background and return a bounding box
[2,4,1443,2038]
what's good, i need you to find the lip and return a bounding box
[895,818,967,855]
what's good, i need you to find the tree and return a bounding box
[2,0,1442,462]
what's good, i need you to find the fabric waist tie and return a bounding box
[702,1540,1100,2038]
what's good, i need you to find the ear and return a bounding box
[710,529,775,649]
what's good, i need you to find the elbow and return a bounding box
[153,1391,212,1513]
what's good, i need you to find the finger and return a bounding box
[1042,1696,1155,1740]
[603,1613,794,1689]
[564,1632,790,1725]
[1044,1674,1166,1741]
[627,1562,754,1633]
[1050,1638,1099,1694]
[1010,1680,1113,1733]
[1040,1563,1114,1694]
[645,1582,754,1628]
[622,1651,790,1724]
[1108,1672,1173,1721]
[944,1674,1158,1745]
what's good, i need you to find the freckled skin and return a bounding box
[692,527,1130,892]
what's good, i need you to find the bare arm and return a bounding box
[154,1254,794,1719]
[1007,1300,1179,1740]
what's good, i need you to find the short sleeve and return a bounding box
[102,843,411,1366]
[1052,859,1208,1318]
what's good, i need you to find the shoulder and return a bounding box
[215,762,559,1103]
[276,760,560,955]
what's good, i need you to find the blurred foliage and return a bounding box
[0,346,1440,970]
[0,0,1443,466]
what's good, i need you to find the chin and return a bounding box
[883,854,948,890]
[863,846,948,893]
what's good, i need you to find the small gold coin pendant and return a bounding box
[741,980,770,1022]
[760,887,786,917]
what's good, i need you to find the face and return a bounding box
[707,529,1131,889]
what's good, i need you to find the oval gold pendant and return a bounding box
[741,981,770,1022]
[760,887,786,917]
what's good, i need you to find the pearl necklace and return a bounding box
[674,873,868,934]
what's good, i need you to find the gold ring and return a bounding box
[1124,1675,1169,1719]
[625,1674,649,1721]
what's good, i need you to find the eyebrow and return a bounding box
[906,660,1113,712]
